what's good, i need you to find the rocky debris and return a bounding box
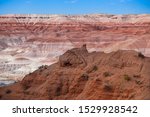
[0,46,150,100]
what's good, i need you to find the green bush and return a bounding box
[93,65,98,71]
[81,73,89,81]
[103,83,112,91]
[5,89,12,94]
[103,72,112,77]
[124,74,131,81]
[38,65,48,69]
[133,74,141,78]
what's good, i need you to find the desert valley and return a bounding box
[0,14,150,99]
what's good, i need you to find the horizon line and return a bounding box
[0,13,150,16]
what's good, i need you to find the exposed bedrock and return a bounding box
[0,45,150,100]
[0,14,150,81]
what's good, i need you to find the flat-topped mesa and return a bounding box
[59,44,88,67]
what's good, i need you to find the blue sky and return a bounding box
[0,0,150,14]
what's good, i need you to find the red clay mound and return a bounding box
[0,45,150,100]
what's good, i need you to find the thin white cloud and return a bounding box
[120,0,132,3]
[65,0,78,4]
[26,0,31,4]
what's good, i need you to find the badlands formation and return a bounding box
[0,45,150,99]
[0,14,150,86]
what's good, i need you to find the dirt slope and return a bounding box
[0,45,150,100]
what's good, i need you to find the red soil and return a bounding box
[0,45,149,100]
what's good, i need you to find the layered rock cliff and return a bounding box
[0,14,150,82]
[0,45,150,100]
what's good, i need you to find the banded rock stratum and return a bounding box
[0,14,150,83]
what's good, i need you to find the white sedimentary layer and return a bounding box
[0,14,150,23]
[0,14,150,82]
[0,38,74,81]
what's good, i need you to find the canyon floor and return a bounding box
[0,14,150,99]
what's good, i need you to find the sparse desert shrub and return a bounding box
[86,65,98,73]
[44,65,48,69]
[92,65,98,71]
[28,72,32,75]
[45,73,49,77]
[38,65,48,70]
[55,86,62,96]
[124,74,131,81]
[38,65,49,74]
[22,81,31,90]
[103,83,112,91]
[38,65,43,69]
[63,61,72,66]
[138,52,145,59]
[23,85,30,90]
[5,89,12,94]
[133,74,141,78]
[80,73,89,81]
[135,80,142,85]
[103,72,112,77]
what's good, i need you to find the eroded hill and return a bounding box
[0,45,150,100]
[0,14,150,82]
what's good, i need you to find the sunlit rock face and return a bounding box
[0,46,150,100]
[0,14,150,82]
